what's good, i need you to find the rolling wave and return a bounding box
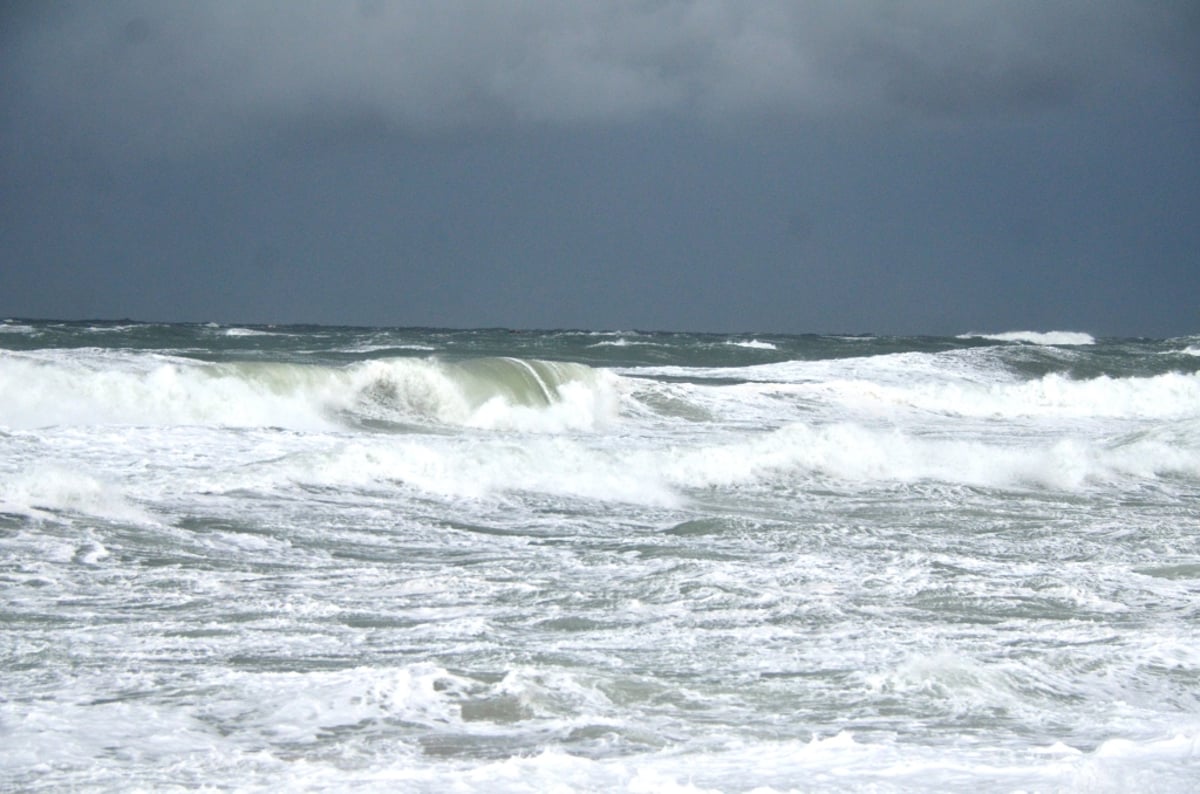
[183,416,1200,512]
[626,358,1200,423]
[959,330,1097,345]
[0,352,620,433]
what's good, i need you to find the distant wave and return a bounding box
[959,331,1096,346]
[221,327,279,337]
[85,324,151,333]
[588,338,658,348]
[726,339,778,350]
[343,343,437,353]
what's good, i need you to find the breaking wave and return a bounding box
[627,357,1200,423]
[726,339,778,350]
[0,352,620,433]
[959,330,1096,345]
[211,413,1200,510]
[665,420,1200,492]
[815,370,1200,420]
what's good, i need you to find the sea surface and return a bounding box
[2,320,1199,792]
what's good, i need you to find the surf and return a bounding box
[0,350,621,433]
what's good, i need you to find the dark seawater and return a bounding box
[2,320,1199,791]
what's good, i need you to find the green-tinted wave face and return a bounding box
[343,356,618,431]
[0,346,619,433]
[450,358,601,408]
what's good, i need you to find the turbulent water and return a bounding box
[2,320,1199,792]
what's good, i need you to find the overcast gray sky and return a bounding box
[2,1,1198,335]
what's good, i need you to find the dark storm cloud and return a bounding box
[5,0,1195,160]
[3,2,1198,334]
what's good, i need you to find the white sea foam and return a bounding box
[221,326,276,336]
[345,343,438,352]
[961,330,1097,345]
[819,370,1200,420]
[628,346,1008,388]
[726,339,778,350]
[632,356,1200,423]
[0,689,220,774]
[589,337,657,348]
[0,464,155,524]
[227,436,680,507]
[5,326,1200,793]
[664,421,1200,491]
[197,414,1199,511]
[0,352,339,430]
[12,720,1190,793]
[202,663,470,743]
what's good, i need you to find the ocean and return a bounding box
[2,320,1198,792]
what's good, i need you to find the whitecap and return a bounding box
[221,327,276,337]
[725,339,778,350]
[960,330,1096,346]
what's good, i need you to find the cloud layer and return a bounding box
[6,1,1195,159]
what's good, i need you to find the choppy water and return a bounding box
[2,321,1199,792]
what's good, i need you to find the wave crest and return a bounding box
[960,331,1096,346]
[0,352,620,433]
[348,357,620,431]
[666,421,1200,491]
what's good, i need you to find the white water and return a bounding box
[959,330,1097,346]
[0,351,620,432]
[2,328,1199,792]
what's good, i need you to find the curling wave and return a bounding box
[0,352,620,433]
